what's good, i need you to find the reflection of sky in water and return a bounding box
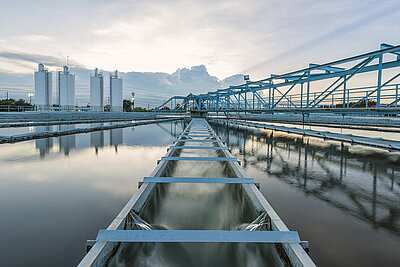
[0,121,185,267]
[212,121,400,267]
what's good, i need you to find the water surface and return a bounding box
[0,121,185,267]
[211,121,400,267]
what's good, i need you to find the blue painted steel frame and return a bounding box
[156,44,400,115]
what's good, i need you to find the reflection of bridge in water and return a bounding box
[211,121,400,237]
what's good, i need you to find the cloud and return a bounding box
[0,0,399,99]
[14,34,54,42]
[0,56,244,107]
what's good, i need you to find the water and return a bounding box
[1,119,399,266]
[0,121,185,267]
[211,121,400,267]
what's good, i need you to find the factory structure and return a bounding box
[34,63,53,111]
[57,66,75,111]
[33,64,124,112]
[90,68,104,112]
[110,70,123,112]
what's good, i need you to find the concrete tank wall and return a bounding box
[34,63,52,111]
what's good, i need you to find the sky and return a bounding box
[0,0,399,105]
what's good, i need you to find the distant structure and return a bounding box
[58,66,75,111]
[34,63,52,111]
[90,68,104,111]
[110,70,123,112]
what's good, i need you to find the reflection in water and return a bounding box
[58,125,76,155]
[212,121,400,236]
[211,120,400,266]
[91,124,105,154]
[35,126,54,157]
[28,121,187,158]
[110,128,123,153]
[0,121,186,267]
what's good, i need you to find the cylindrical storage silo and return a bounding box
[34,63,53,111]
[110,70,123,112]
[58,66,75,111]
[90,68,104,112]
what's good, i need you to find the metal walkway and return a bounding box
[78,118,315,267]
[215,119,400,151]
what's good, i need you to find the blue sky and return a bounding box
[0,0,399,105]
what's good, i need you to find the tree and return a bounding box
[123,99,133,112]
[0,98,32,107]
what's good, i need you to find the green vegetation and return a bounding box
[335,99,377,108]
[123,99,152,112]
[0,98,32,107]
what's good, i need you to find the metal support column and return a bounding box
[268,83,271,109]
[306,71,310,108]
[300,83,303,108]
[342,75,347,108]
[377,54,383,108]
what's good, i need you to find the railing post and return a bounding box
[377,54,383,108]
[366,92,368,108]
[396,84,399,108]
[347,89,350,108]
[332,94,334,108]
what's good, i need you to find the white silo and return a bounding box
[34,63,52,111]
[110,70,123,112]
[90,68,104,111]
[58,66,75,111]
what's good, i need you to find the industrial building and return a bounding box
[90,68,104,111]
[34,63,52,111]
[110,70,123,112]
[58,66,75,111]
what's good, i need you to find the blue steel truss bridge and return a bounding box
[156,43,400,115]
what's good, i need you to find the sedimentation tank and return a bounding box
[78,118,315,267]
